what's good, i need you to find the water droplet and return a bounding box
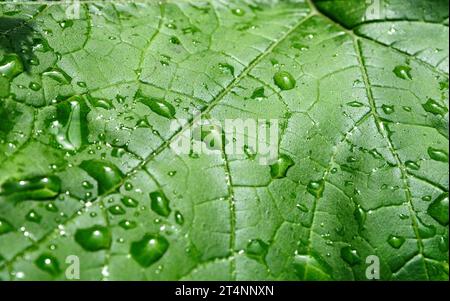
[45,203,59,212]
[58,20,74,29]
[29,82,41,91]
[381,104,395,114]
[250,87,265,100]
[136,91,176,119]
[174,211,184,225]
[346,101,364,107]
[393,65,412,80]
[51,95,90,151]
[74,225,112,252]
[438,235,448,252]
[0,54,24,79]
[296,203,308,212]
[307,180,325,198]
[340,246,361,266]
[245,239,268,263]
[422,98,448,116]
[427,193,449,226]
[387,235,405,249]
[427,147,448,162]
[405,161,420,170]
[273,71,296,90]
[270,154,295,179]
[169,36,181,45]
[108,205,126,215]
[42,67,72,84]
[218,63,235,77]
[353,205,366,228]
[26,210,42,223]
[121,196,139,208]
[0,175,61,201]
[150,191,171,217]
[130,233,169,267]
[119,219,137,230]
[79,160,124,194]
[0,218,14,235]
[35,254,61,276]
[231,8,245,16]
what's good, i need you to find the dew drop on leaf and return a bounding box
[130,233,169,267]
[387,235,405,249]
[340,246,361,266]
[269,154,295,179]
[273,71,296,90]
[74,225,112,252]
[79,160,124,194]
[35,254,61,276]
[150,191,172,217]
[427,193,449,226]
[393,65,412,80]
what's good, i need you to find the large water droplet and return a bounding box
[0,175,61,201]
[108,205,126,215]
[150,191,171,217]
[130,233,169,267]
[353,205,366,229]
[74,225,112,252]
[273,71,296,90]
[270,154,295,179]
[393,65,412,80]
[307,180,325,198]
[250,87,266,100]
[422,98,448,116]
[51,95,90,151]
[387,235,405,249]
[427,147,448,162]
[0,54,24,79]
[427,193,449,226]
[79,160,124,194]
[35,254,61,276]
[42,67,72,84]
[340,246,361,266]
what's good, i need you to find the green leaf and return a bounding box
[0,0,448,281]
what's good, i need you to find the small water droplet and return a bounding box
[121,196,139,208]
[119,219,137,230]
[175,211,184,225]
[108,205,126,215]
[381,104,395,114]
[393,65,412,80]
[307,180,325,198]
[150,191,171,217]
[26,210,42,223]
[270,154,295,179]
[340,246,361,266]
[35,254,61,276]
[231,8,245,16]
[405,160,420,170]
[387,235,405,249]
